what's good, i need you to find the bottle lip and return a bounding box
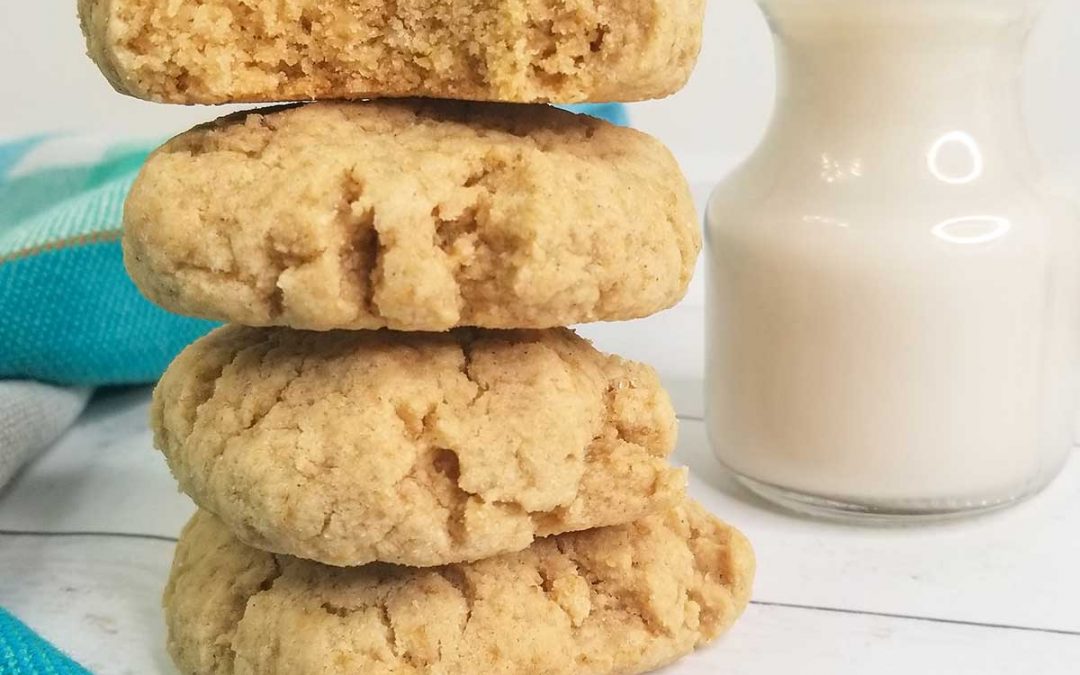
[756,0,1048,21]
[757,0,1045,7]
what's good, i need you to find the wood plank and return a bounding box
[676,420,1080,633]
[0,534,175,675]
[0,387,195,539]
[2,535,1075,675]
[666,601,1079,675]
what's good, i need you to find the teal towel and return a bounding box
[0,609,90,675]
[0,136,218,386]
[0,103,627,387]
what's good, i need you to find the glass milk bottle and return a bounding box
[706,0,1080,519]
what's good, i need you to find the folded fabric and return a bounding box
[0,103,628,387]
[0,381,91,488]
[0,608,90,674]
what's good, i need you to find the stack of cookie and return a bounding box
[80,1,755,673]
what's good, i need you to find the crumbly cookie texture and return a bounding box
[153,325,685,567]
[78,0,705,104]
[123,100,700,332]
[165,502,754,675]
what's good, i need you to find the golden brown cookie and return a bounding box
[79,0,706,104]
[123,100,700,332]
[164,501,754,675]
[153,325,686,567]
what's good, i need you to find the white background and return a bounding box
[2,0,1080,181]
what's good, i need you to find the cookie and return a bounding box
[79,0,705,105]
[153,324,686,567]
[164,501,754,675]
[123,100,700,332]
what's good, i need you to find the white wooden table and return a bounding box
[1,376,1078,675]
[2,180,1078,674]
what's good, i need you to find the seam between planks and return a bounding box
[0,529,177,543]
[750,600,1080,637]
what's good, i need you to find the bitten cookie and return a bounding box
[79,0,706,105]
[123,100,699,332]
[153,325,686,567]
[164,501,755,675]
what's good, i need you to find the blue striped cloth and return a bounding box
[0,609,89,675]
[0,135,218,385]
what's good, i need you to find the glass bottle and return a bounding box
[706,0,1080,519]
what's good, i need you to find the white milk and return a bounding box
[706,0,1080,517]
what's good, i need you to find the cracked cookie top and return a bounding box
[164,501,754,675]
[152,324,685,567]
[80,0,706,104]
[122,100,700,332]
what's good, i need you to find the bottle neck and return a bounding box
[758,0,1043,178]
